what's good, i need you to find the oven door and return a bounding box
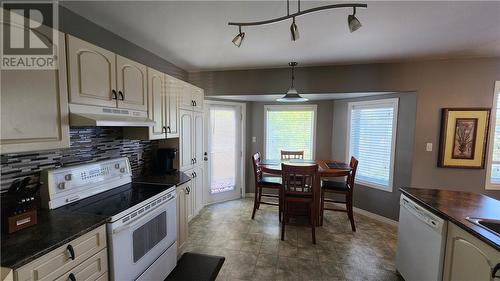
[108,192,177,281]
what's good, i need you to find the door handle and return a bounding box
[66,244,75,260]
[493,263,500,279]
[68,273,76,281]
[118,91,124,101]
[112,90,117,100]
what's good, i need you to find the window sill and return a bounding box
[356,180,393,192]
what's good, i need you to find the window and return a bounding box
[347,98,399,191]
[486,81,500,190]
[264,105,317,160]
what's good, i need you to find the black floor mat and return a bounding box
[165,252,225,281]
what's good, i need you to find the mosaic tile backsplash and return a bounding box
[0,127,153,194]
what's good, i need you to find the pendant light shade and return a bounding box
[348,7,362,33]
[232,26,245,47]
[290,17,299,41]
[276,62,308,102]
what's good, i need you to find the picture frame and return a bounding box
[438,108,491,169]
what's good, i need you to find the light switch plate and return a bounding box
[252,136,256,143]
[426,143,433,152]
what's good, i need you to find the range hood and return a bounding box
[69,104,155,127]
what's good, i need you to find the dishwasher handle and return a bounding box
[401,197,440,229]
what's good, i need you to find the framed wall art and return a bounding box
[438,108,491,168]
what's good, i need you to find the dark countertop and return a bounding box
[134,171,191,187]
[1,171,190,269]
[1,209,108,269]
[400,187,500,251]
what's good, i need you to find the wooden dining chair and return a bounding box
[281,150,304,160]
[251,152,282,221]
[281,163,318,244]
[320,156,359,231]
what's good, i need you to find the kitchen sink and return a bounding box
[466,217,500,236]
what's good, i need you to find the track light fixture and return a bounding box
[277,62,309,102]
[348,7,362,33]
[229,1,366,46]
[290,17,299,41]
[232,26,245,47]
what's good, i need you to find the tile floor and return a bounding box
[184,198,403,281]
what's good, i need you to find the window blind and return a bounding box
[265,106,316,160]
[348,99,398,190]
[489,90,500,184]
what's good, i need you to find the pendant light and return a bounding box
[277,62,308,102]
[232,26,245,47]
[348,7,362,33]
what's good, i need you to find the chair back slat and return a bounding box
[281,163,318,195]
[347,156,359,191]
[281,150,304,160]
[252,152,263,183]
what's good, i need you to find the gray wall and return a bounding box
[59,6,187,80]
[245,100,334,195]
[190,58,500,203]
[332,93,417,220]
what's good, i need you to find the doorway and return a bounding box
[205,101,246,204]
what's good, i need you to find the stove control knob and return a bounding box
[65,174,72,181]
[120,167,126,173]
[115,163,120,169]
[58,182,66,190]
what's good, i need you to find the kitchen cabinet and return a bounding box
[67,35,147,111]
[179,82,204,112]
[179,110,204,171]
[193,165,205,215]
[14,225,107,281]
[66,34,117,108]
[147,68,166,140]
[165,75,180,138]
[116,55,148,111]
[443,222,500,281]
[1,31,70,154]
[176,182,190,256]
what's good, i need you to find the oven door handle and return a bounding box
[112,195,175,235]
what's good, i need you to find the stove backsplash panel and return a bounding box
[0,127,153,194]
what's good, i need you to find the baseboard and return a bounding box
[245,192,253,198]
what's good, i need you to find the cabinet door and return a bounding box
[66,34,117,107]
[176,184,188,256]
[443,223,500,281]
[116,55,148,111]
[193,111,204,167]
[178,81,194,110]
[1,31,70,154]
[192,87,204,112]
[185,174,194,222]
[179,110,193,171]
[193,166,204,215]
[165,75,179,138]
[147,68,166,140]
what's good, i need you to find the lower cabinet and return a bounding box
[443,222,500,281]
[184,166,205,222]
[176,182,190,256]
[14,225,108,281]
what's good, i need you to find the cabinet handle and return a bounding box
[193,172,197,177]
[68,273,76,281]
[162,126,167,133]
[112,90,117,100]
[185,186,190,194]
[493,263,500,279]
[167,126,171,133]
[194,100,197,106]
[118,91,124,101]
[193,158,197,164]
[66,244,75,260]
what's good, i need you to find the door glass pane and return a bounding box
[209,107,237,194]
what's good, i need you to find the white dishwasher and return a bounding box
[396,194,447,281]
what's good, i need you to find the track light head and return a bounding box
[290,17,299,41]
[232,26,245,47]
[348,7,362,33]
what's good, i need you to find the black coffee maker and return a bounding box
[154,148,177,174]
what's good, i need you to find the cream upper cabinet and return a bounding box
[443,222,500,281]
[178,81,194,110]
[147,68,166,140]
[179,82,204,112]
[1,31,70,154]
[179,110,193,171]
[116,55,147,111]
[66,34,117,108]
[165,75,180,138]
[192,87,204,112]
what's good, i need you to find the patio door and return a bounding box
[205,102,244,204]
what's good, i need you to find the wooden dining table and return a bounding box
[258,159,351,226]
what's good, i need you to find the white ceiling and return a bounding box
[208,92,393,102]
[62,1,500,72]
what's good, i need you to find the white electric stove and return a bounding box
[41,157,178,281]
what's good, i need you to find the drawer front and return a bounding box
[55,249,108,281]
[16,225,106,281]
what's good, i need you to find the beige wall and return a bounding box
[190,57,500,199]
